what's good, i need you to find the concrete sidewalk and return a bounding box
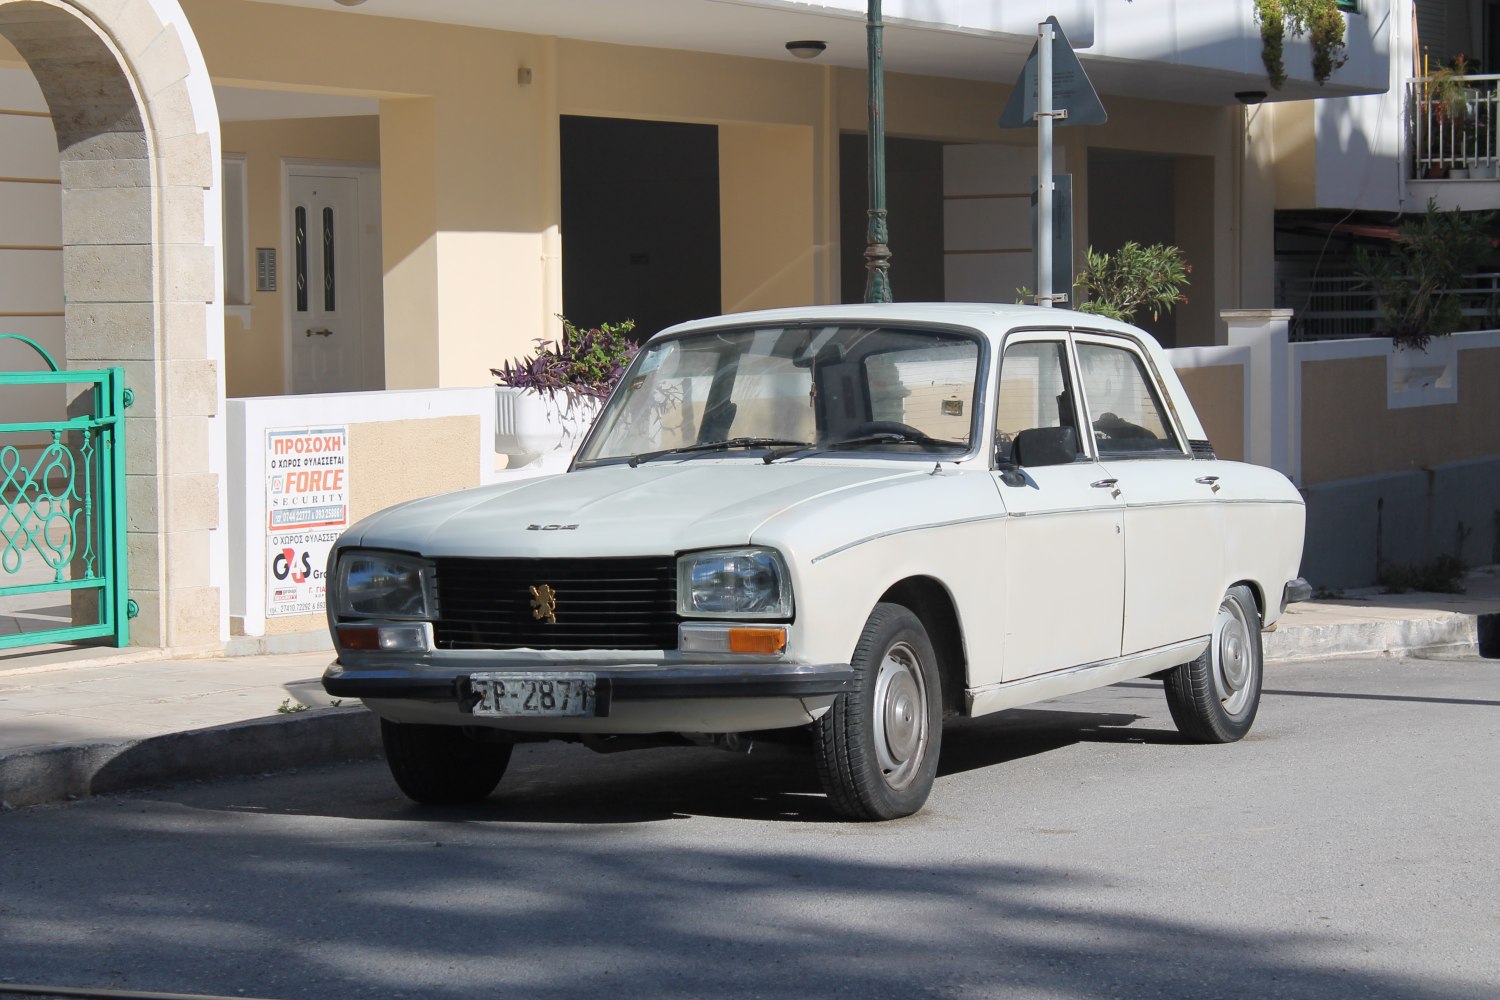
[2,568,1497,810]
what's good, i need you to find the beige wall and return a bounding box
[1300,347,1500,485]
[1176,365,1246,462]
[221,115,379,397]
[181,0,1272,405]
[184,0,559,391]
[719,123,816,313]
[1268,101,1318,211]
[256,413,480,636]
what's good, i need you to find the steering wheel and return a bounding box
[848,420,934,443]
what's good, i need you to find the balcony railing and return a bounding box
[1278,273,1500,341]
[1409,74,1500,179]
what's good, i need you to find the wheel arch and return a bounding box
[1231,578,1267,625]
[878,575,968,717]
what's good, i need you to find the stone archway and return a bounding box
[0,0,222,649]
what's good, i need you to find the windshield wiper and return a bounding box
[764,431,967,463]
[628,437,812,468]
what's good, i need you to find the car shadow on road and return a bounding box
[937,705,1182,778]
[165,703,1183,827]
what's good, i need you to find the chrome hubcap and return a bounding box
[1210,596,1256,717]
[872,640,928,790]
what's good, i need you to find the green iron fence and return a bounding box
[0,335,129,650]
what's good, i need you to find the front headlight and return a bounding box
[333,550,435,620]
[678,547,793,619]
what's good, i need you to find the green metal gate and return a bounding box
[0,335,129,650]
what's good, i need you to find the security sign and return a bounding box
[265,425,349,617]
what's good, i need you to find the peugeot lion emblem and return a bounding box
[529,584,558,624]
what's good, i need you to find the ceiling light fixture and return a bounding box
[785,40,827,60]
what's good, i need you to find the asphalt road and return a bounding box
[2,653,1497,1000]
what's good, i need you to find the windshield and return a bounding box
[576,324,982,466]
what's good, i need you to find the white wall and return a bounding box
[1311,0,1411,214]
[226,387,498,639]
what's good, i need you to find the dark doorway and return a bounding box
[560,116,721,339]
[839,134,946,303]
[1087,148,1178,347]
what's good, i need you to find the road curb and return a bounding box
[0,706,381,810]
[1265,613,1482,663]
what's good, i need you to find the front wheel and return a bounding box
[1163,584,1263,743]
[815,603,943,820]
[381,719,513,804]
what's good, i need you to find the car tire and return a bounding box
[1163,584,1263,743]
[380,719,513,804]
[814,603,943,820]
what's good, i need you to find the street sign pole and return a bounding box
[1037,20,1054,307]
[1000,16,1102,307]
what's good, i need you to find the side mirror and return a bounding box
[1013,426,1079,468]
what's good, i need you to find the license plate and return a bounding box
[468,672,598,718]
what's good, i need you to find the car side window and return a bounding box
[996,340,1082,467]
[1075,342,1180,457]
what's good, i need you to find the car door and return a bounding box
[1073,333,1224,655]
[992,334,1125,680]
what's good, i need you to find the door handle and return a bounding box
[1195,475,1221,492]
[1091,478,1121,498]
[305,328,334,338]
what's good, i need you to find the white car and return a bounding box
[322,303,1307,820]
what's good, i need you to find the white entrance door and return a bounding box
[286,169,380,393]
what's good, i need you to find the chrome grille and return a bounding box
[432,557,678,651]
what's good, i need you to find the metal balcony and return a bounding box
[1410,74,1500,180]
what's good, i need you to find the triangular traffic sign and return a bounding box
[998,17,1107,129]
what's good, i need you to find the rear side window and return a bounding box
[1075,342,1180,457]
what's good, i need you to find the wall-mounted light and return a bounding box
[785,40,827,60]
[518,66,533,86]
[1234,90,1268,105]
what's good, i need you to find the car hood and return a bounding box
[343,460,927,558]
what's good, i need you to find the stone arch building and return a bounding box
[0,0,224,650]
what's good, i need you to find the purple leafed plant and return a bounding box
[492,318,638,400]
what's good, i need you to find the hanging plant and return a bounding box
[1254,0,1348,90]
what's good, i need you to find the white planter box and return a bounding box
[1387,336,1457,408]
[494,387,602,473]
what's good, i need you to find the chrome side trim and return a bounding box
[1116,497,1306,510]
[812,512,1009,563]
[966,638,1209,718]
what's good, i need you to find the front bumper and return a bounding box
[322,660,856,706]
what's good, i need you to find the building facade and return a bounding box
[0,0,1395,650]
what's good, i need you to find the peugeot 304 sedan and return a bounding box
[322,303,1307,820]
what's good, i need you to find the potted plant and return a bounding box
[1072,242,1191,324]
[1354,199,1492,388]
[1425,56,1474,176]
[1255,0,1348,90]
[492,317,637,472]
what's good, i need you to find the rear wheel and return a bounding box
[1163,584,1262,743]
[381,719,513,804]
[815,603,943,820]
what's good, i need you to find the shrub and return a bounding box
[492,318,638,399]
[1073,242,1191,325]
[1354,200,1494,351]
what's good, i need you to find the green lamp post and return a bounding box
[863,0,893,303]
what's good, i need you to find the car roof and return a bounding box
[655,301,1153,348]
